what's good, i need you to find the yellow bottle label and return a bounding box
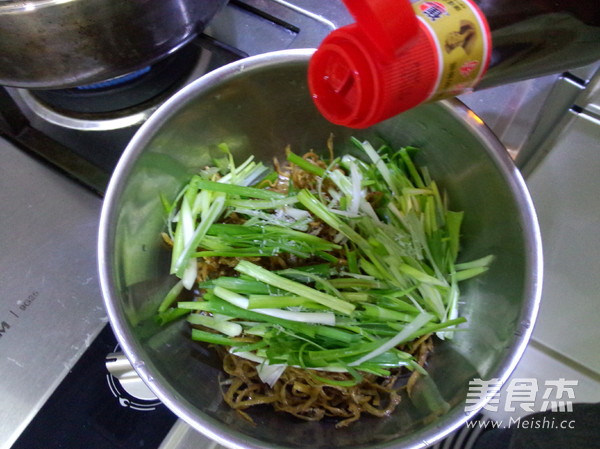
[412,0,491,101]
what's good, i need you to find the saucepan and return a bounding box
[0,0,228,89]
[98,49,542,449]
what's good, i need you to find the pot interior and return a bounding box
[100,50,540,449]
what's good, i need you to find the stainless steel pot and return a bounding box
[0,0,227,89]
[98,49,542,449]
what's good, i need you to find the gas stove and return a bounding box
[1,0,353,194]
[2,1,599,448]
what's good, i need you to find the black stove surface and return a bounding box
[12,325,177,449]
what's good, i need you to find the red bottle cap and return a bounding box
[308,0,439,129]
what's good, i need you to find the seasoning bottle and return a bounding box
[308,0,600,128]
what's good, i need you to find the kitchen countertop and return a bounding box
[0,138,108,448]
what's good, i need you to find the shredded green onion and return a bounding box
[157,139,493,386]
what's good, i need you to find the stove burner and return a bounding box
[31,44,199,115]
[75,67,152,91]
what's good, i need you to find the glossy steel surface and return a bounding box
[0,0,227,89]
[525,79,600,373]
[98,50,542,449]
[0,138,108,449]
